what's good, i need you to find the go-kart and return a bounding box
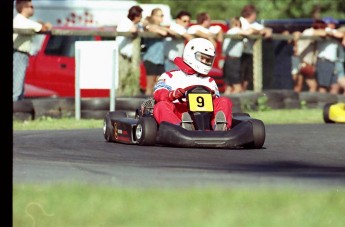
[103,86,266,149]
[323,102,345,123]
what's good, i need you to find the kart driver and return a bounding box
[153,38,233,130]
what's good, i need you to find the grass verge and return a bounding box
[13,184,345,227]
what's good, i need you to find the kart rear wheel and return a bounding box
[247,119,265,149]
[323,103,335,123]
[103,111,127,142]
[135,117,157,146]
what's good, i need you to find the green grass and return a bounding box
[13,184,345,227]
[13,108,324,131]
[14,108,335,226]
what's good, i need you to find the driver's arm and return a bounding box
[153,73,173,102]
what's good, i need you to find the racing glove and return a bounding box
[168,88,185,101]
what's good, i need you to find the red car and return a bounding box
[24,25,226,98]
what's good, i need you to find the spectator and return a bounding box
[325,18,345,95]
[222,17,254,94]
[116,5,143,95]
[142,8,177,95]
[153,38,233,131]
[187,12,223,47]
[291,20,323,93]
[315,17,344,94]
[13,0,52,101]
[164,10,193,71]
[239,4,272,91]
[272,30,295,90]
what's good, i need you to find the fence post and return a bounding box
[131,36,141,95]
[253,38,263,92]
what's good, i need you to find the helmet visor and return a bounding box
[195,52,214,66]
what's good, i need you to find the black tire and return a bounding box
[31,98,62,118]
[247,119,265,149]
[81,98,110,110]
[81,110,109,119]
[284,98,301,109]
[103,111,128,142]
[13,99,34,112]
[116,97,147,111]
[323,103,335,124]
[59,98,75,117]
[135,117,157,146]
[232,112,250,118]
[81,97,147,111]
[13,100,35,120]
[263,90,285,109]
[13,112,34,121]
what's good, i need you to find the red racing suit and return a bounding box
[153,57,233,129]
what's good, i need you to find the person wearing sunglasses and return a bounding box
[164,10,193,71]
[142,8,177,95]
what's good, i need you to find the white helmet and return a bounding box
[183,38,215,75]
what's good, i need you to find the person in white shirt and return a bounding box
[222,17,254,94]
[164,10,193,71]
[187,12,223,48]
[13,0,52,101]
[116,5,143,95]
[292,21,322,93]
[238,4,272,91]
[315,17,344,94]
[116,5,143,59]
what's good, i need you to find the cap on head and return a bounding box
[322,16,339,25]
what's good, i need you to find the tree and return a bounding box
[138,0,345,20]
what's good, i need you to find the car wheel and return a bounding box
[323,103,335,124]
[135,117,157,146]
[103,111,127,142]
[247,119,265,149]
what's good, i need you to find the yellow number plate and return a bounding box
[188,93,213,112]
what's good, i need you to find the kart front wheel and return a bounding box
[135,117,157,146]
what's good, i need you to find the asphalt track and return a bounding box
[13,124,345,189]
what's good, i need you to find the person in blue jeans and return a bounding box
[13,0,51,101]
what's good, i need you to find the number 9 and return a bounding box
[197,96,204,107]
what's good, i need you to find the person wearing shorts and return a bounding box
[222,17,254,94]
[316,17,344,94]
[142,8,177,95]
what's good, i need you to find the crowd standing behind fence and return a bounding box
[13,4,345,99]
[13,0,52,102]
[292,18,345,94]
